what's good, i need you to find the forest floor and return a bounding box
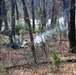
[0,41,76,75]
[0,34,76,75]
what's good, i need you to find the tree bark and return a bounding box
[21,0,37,63]
[68,0,76,53]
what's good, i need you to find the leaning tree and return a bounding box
[21,0,37,63]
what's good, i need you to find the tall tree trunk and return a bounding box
[15,0,19,20]
[2,0,8,31]
[10,0,16,44]
[0,0,3,31]
[31,0,35,31]
[21,0,37,63]
[51,0,57,29]
[40,0,46,30]
[15,0,20,36]
[68,0,76,53]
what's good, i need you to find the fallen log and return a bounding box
[4,59,76,70]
